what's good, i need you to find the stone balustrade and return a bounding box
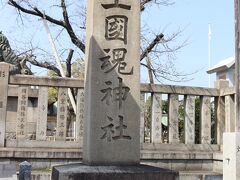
[0,63,235,153]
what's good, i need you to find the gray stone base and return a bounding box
[52,163,179,180]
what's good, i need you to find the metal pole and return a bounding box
[41,17,77,114]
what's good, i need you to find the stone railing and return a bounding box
[140,81,234,151]
[0,63,235,151]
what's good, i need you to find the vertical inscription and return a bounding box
[76,88,84,140]
[0,63,9,146]
[16,86,28,139]
[200,96,211,144]
[151,93,162,143]
[56,88,68,141]
[140,93,145,143]
[83,0,140,164]
[36,86,48,140]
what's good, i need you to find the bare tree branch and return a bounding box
[25,56,61,76]
[8,0,86,53]
[8,0,64,26]
[140,0,174,11]
[60,0,85,53]
[140,33,164,61]
[66,49,74,77]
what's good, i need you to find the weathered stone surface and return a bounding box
[83,0,140,165]
[225,95,235,132]
[36,86,48,140]
[0,164,16,180]
[151,93,162,143]
[52,164,179,180]
[16,85,28,140]
[56,88,68,141]
[140,93,145,143]
[200,96,211,144]
[168,94,179,144]
[76,88,84,140]
[184,95,195,144]
[223,132,240,180]
[0,63,9,146]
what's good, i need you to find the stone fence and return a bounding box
[0,62,235,156]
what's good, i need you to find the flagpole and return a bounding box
[208,24,212,88]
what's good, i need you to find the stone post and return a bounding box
[16,86,29,140]
[184,95,195,144]
[56,88,68,141]
[200,96,211,144]
[151,93,162,143]
[76,88,84,141]
[19,161,31,180]
[215,80,228,144]
[168,94,179,144]
[140,93,145,143]
[83,0,140,165]
[0,63,9,147]
[36,86,48,140]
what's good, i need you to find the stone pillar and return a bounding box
[151,93,162,143]
[76,88,84,141]
[200,96,211,144]
[140,93,145,143]
[56,88,68,141]
[16,86,29,140]
[36,86,48,140]
[225,95,235,132]
[215,79,227,144]
[83,0,140,165]
[168,94,179,144]
[184,95,195,144]
[0,63,9,147]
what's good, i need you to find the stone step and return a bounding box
[31,171,223,180]
[179,171,222,180]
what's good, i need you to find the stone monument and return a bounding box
[83,0,140,165]
[223,0,240,179]
[52,0,178,179]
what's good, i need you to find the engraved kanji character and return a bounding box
[21,94,26,100]
[99,48,133,75]
[59,122,65,128]
[100,77,130,108]
[113,115,131,140]
[105,15,128,44]
[60,98,66,105]
[101,0,131,10]
[101,81,113,105]
[59,131,64,137]
[22,89,27,93]
[60,106,65,112]
[21,106,26,111]
[60,115,65,120]
[101,116,115,142]
[113,77,130,109]
[20,124,24,129]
